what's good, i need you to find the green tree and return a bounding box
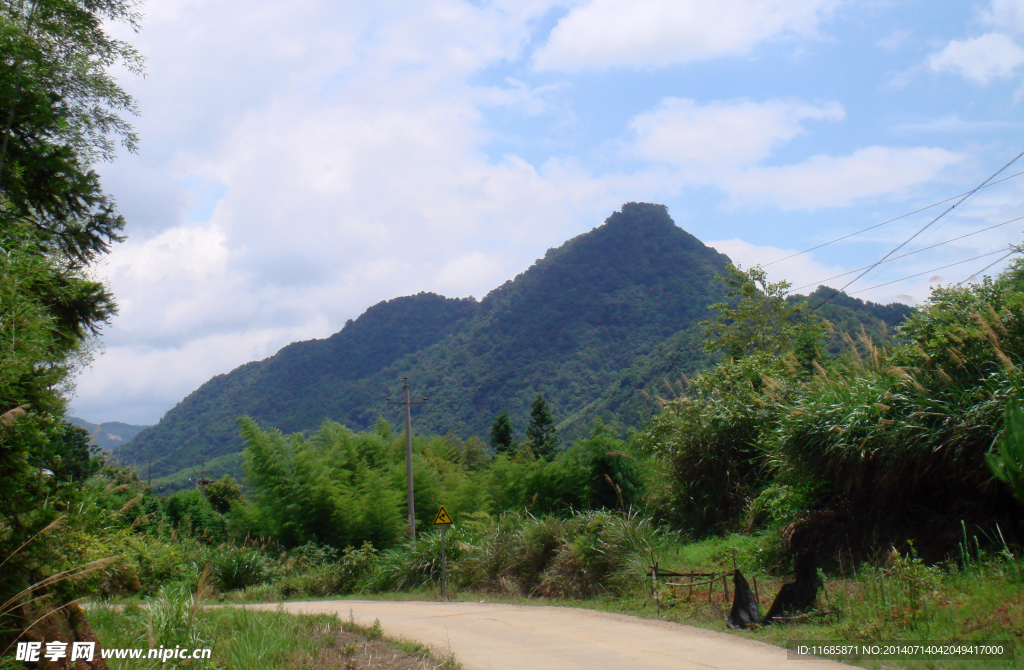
[205,474,242,514]
[0,0,142,648]
[701,264,820,360]
[460,435,491,470]
[46,421,101,482]
[0,231,116,509]
[0,0,143,263]
[526,394,558,460]
[489,411,516,455]
[0,233,118,651]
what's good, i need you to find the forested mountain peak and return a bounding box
[114,203,900,480]
[477,202,729,348]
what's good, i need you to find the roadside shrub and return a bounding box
[205,544,273,592]
[278,542,380,596]
[361,510,658,598]
[364,527,473,592]
[534,510,657,598]
[166,489,227,543]
[640,353,792,535]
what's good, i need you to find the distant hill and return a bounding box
[66,417,151,452]
[114,202,913,478]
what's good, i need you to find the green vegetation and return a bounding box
[0,0,143,654]
[1,12,1015,655]
[988,398,1024,505]
[10,0,1014,667]
[116,203,737,476]
[90,578,458,669]
[701,263,823,360]
[150,451,245,494]
[0,0,141,262]
[524,394,558,459]
[488,411,516,455]
[4,212,1022,668]
[228,416,643,551]
[642,260,1024,561]
[118,204,912,481]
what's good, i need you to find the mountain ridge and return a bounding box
[65,417,151,452]
[114,203,912,478]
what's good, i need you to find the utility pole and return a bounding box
[386,377,427,541]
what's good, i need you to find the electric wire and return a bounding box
[812,150,1024,311]
[791,214,1024,292]
[763,168,1024,268]
[858,186,986,286]
[848,248,1012,295]
[955,250,1018,287]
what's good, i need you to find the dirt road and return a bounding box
[250,600,850,669]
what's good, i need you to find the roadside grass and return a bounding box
[313,530,1021,670]
[206,558,1022,669]
[538,533,1024,670]
[90,524,1023,670]
[89,586,459,669]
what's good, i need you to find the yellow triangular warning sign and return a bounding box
[433,505,453,526]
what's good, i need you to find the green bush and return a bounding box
[362,510,658,598]
[166,489,227,542]
[640,353,791,534]
[204,544,273,592]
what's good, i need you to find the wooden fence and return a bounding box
[648,563,760,605]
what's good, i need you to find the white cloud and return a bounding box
[435,252,505,295]
[68,0,994,426]
[877,29,909,51]
[534,0,835,70]
[892,114,1018,134]
[705,238,847,294]
[722,146,963,210]
[980,0,1024,36]
[74,325,330,426]
[624,99,961,209]
[927,32,1024,83]
[630,98,844,169]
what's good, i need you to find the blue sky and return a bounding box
[74,0,1024,424]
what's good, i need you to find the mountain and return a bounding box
[65,417,151,452]
[115,292,479,475]
[116,203,734,475]
[113,202,913,478]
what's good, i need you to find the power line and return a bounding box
[848,248,1011,295]
[763,168,1024,268]
[792,214,1024,292]
[956,250,1018,288]
[812,150,1024,311]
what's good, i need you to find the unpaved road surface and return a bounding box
[249,600,851,669]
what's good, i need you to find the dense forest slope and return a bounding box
[116,203,912,478]
[116,292,479,475]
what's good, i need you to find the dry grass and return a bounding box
[291,618,458,670]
